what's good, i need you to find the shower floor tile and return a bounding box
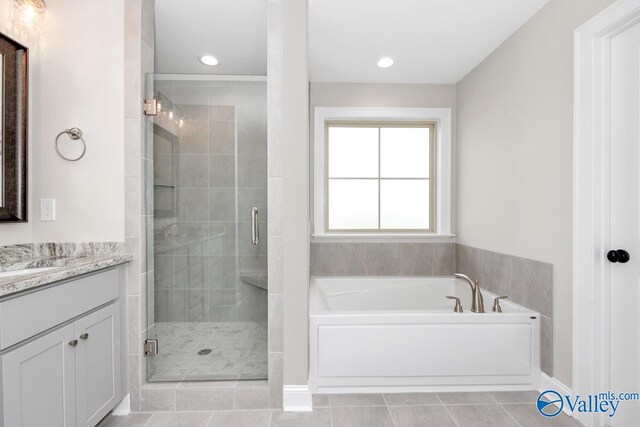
[147,321,267,382]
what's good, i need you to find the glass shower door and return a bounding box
[145,74,268,382]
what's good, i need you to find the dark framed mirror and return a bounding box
[0,33,28,222]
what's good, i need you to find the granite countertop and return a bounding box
[0,254,132,298]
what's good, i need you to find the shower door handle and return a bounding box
[251,207,259,246]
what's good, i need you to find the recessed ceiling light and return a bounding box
[377,57,394,68]
[199,55,219,66]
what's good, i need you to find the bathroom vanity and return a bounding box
[0,254,130,427]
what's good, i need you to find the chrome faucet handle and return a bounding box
[446,296,463,313]
[492,296,508,313]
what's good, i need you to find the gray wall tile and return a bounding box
[268,295,283,352]
[209,188,236,221]
[175,388,234,410]
[241,155,268,188]
[239,121,267,155]
[178,120,208,154]
[433,243,455,275]
[177,155,208,187]
[209,105,235,121]
[455,244,482,280]
[268,357,283,408]
[140,388,176,412]
[479,250,512,297]
[310,243,455,276]
[177,189,209,221]
[209,120,236,155]
[234,387,270,409]
[209,155,236,188]
[511,256,553,318]
[541,315,553,376]
[456,244,553,376]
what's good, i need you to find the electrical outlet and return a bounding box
[40,199,56,221]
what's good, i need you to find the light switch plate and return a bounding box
[40,199,56,221]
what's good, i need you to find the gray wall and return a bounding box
[456,0,615,386]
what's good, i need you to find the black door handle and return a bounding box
[607,249,631,263]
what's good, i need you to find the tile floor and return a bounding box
[147,322,267,382]
[99,391,582,426]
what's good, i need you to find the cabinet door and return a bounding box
[74,303,121,427]
[2,324,77,427]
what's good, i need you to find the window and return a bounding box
[313,108,452,237]
[325,122,436,232]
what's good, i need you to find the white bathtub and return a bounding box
[309,276,541,393]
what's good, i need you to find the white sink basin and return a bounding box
[0,267,59,279]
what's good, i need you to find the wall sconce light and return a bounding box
[12,0,46,39]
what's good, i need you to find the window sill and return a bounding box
[311,234,456,243]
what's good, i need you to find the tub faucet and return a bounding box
[454,273,485,313]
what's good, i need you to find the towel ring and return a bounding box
[55,128,86,161]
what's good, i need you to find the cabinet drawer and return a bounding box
[0,268,119,350]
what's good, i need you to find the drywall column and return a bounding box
[282,0,310,388]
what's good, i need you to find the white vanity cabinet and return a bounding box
[0,267,125,427]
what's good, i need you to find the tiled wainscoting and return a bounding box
[310,242,553,376]
[455,244,553,375]
[310,243,455,276]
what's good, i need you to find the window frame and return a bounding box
[313,107,453,238]
[324,120,437,233]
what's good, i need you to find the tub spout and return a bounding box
[454,273,485,313]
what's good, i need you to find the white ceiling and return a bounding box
[154,0,550,83]
[154,0,267,75]
[309,0,550,84]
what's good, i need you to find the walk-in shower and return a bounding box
[145,75,268,382]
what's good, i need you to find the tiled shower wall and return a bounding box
[310,242,553,376]
[124,0,283,412]
[151,83,268,323]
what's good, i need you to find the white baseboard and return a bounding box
[283,385,313,412]
[538,373,573,417]
[112,394,131,416]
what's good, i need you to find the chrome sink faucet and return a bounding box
[454,273,485,313]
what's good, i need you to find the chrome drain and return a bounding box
[197,349,212,356]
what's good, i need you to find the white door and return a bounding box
[74,303,121,427]
[609,20,640,427]
[2,324,77,427]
